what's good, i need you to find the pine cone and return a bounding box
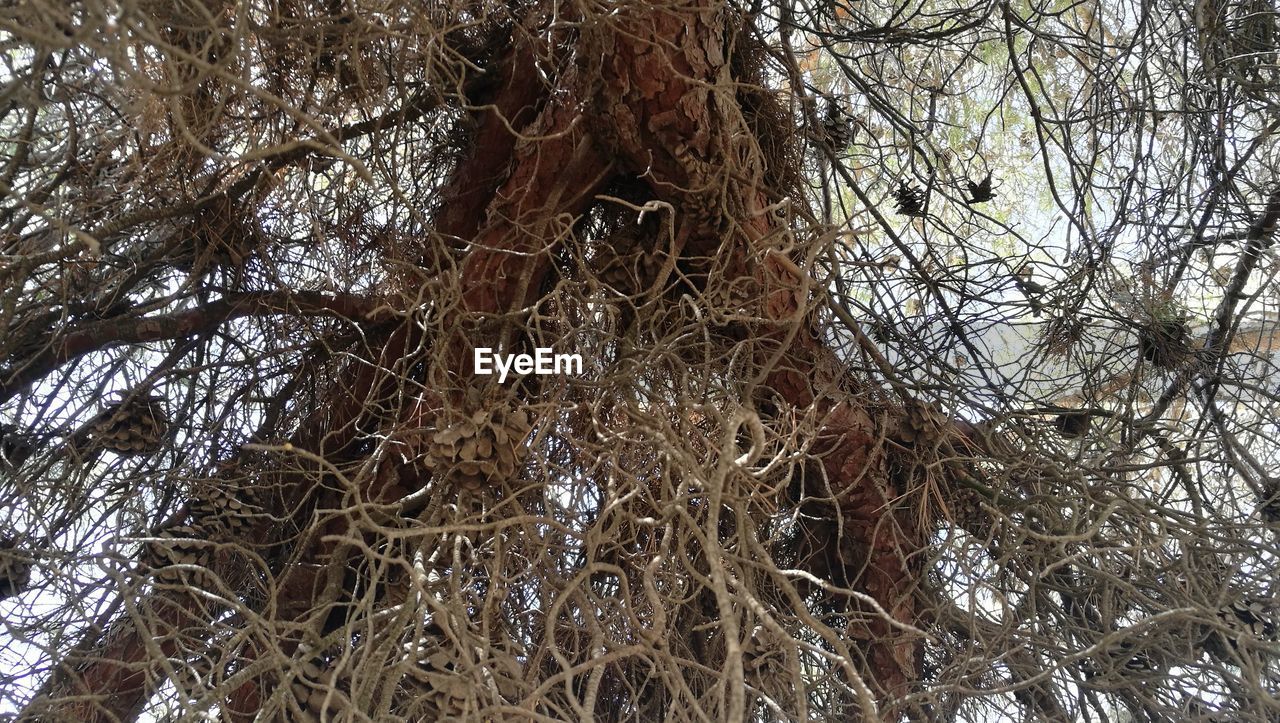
[409,630,472,719]
[893,182,926,217]
[1053,411,1091,438]
[83,395,169,455]
[1202,596,1277,661]
[0,538,33,600]
[424,398,531,492]
[1220,598,1275,640]
[821,98,853,149]
[291,659,352,718]
[190,484,260,539]
[144,524,215,585]
[894,400,947,446]
[144,482,261,584]
[0,423,36,468]
[420,671,471,719]
[1258,483,1280,523]
[392,619,520,718]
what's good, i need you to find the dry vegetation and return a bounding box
[1,0,1279,720]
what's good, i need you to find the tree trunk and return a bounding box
[24,3,941,720]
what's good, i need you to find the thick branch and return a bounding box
[0,291,387,404]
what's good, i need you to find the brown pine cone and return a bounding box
[83,395,169,456]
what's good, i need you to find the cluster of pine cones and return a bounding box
[819,95,997,218]
[144,483,259,583]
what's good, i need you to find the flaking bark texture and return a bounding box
[27,4,937,720]
[441,2,930,715]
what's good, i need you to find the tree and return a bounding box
[1,0,1278,720]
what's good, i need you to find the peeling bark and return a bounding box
[26,4,941,720]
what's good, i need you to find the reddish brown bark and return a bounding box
[27,313,424,721]
[27,5,939,721]
[459,79,614,316]
[585,5,929,716]
[138,30,563,720]
[434,36,546,246]
[425,1,931,716]
[22,596,210,721]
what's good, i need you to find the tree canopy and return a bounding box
[1,0,1279,720]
